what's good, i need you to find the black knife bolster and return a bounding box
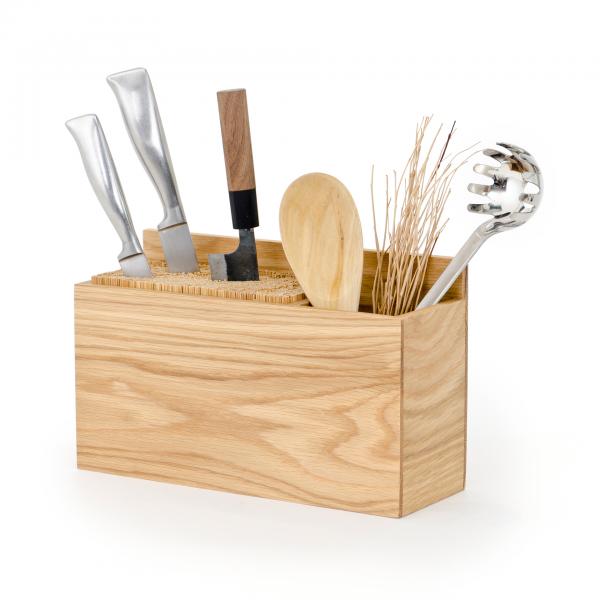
[229,189,259,230]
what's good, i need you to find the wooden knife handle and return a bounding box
[217,89,256,192]
[217,89,259,230]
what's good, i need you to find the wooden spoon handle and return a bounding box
[217,89,258,229]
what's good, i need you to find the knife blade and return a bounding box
[66,114,152,278]
[106,67,198,273]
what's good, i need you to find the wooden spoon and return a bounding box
[279,173,363,311]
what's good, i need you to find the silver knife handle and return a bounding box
[417,222,491,309]
[66,114,143,261]
[107,68,185,230]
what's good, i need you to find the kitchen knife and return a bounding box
[208,89,259,281]
[106,68,198,273]
[66,114,152,278]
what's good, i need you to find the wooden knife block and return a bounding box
[74,229,467,517]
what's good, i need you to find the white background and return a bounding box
[1,1,598,598]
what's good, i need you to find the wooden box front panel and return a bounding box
[75,284,403,516]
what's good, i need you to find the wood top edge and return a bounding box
[217,88,245,94]
[75,279,465,321]
[142,229,461,261]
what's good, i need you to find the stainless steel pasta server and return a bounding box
[417,142,543,309]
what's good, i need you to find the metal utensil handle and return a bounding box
[66,114,143,261]
[417,223,490,309]
[107,68,185,229]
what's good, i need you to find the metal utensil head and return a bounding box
[158,222,198,273]
[208,228,259,281]
[417,142,543,310]
[119,252,153,278]
[467,142,543,232]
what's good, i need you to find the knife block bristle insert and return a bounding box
[75,229,467,517]
[92,263,306,305]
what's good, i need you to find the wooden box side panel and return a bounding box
[75,284,403,517]
[400,299,467,516]
[143,229,467,308]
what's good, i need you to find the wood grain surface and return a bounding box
[75,283,403,516]
[400,300,467,515]
[78,234,468,516]
[217,89,255,191]
[280,173,364,311]
[143,230,466,309]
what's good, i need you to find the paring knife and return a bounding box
[209,89,259,281]
[106,68,198,273]
[66,114,152,278]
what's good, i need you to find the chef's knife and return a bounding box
[208,89,259,281]
[66,114,152,278]
[106,68,198,273]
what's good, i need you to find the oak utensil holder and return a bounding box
[75,230,467,517]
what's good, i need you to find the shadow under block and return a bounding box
[75,231,467,517]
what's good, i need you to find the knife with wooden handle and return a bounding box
[66,114,152,278]
[107,68,198,273]
[208,88,260,281]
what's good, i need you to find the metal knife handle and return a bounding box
[417,222,490,309]
[66,114,143,261]
[107,68,186,230]
[217,89,259,230]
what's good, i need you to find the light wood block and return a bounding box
[75,232,468,517]
[143,229,467,308]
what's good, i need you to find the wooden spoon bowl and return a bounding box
[279,173,363,311]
